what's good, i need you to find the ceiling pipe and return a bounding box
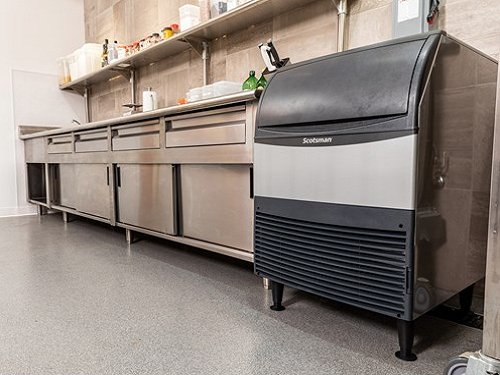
[332,0,348,52]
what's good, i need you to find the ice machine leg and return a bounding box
[395,319,417,361]
[270,281,285,311]
[458,284,474,319]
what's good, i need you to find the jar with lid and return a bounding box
[151,33,161,44]
[162,27,173,39]
[171,24,180,34]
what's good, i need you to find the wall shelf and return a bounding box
[59,0,319,92]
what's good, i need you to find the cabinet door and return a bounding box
[117,164,176,235]
[181,164,253,252]
[58,164,76,209]
[75,164,111,219]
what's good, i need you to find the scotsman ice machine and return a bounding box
[253,31,497,360]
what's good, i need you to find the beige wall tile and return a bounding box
[113,0,134,44]
[95,6,114,43]
[348,0,391,15]
[131,1,159,42]
[347,4,392,50]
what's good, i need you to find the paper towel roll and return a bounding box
[142,88,158,112]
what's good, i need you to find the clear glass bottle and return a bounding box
[242,70,258,90]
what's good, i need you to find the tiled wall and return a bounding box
[85,0,338,121]
[84,0,500,121]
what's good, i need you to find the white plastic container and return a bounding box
[75,43,102,77]
[212,81,241,97]
[67,52,79,81]
[57,56,72,85]
[202,84,214,99]
[187,87,203,102]
[179,4,200,31]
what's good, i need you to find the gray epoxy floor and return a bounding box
[0,214,482,375]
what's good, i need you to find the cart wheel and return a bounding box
[444,357,468,375]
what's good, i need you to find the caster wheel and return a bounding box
[444,357,468,375]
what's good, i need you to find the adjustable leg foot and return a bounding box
[395,319,417,361]
[62,211,70,223]
[270,281,285,311]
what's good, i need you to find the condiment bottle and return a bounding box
[171,24,180,34]
[162,27,173,39]
[101,39,109,67]
[242,70,258,90]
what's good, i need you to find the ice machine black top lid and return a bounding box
[255,31,443,140]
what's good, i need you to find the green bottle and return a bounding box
[242,70,258,91]
[256,73,267,90]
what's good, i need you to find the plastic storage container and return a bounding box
[212,81,241,96]
[75,43,102,78]
[187,87,203,102]
[179,4,201,31]
[202,84,214,99]
[57,56,72,85]
[67,53,79,82]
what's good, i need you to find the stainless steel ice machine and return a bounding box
[253,31,498,360]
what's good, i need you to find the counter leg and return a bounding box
[270,281,285,311]
[62,211,70,223]
[262,277,271,290]
[126,228,134,245]
[37,205,47,216]
[395,319,417,361]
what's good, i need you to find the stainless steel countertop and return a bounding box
[21,90,260,140]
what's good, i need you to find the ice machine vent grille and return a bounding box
[254,212,408,318]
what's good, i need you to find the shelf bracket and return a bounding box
[111,67,132,81]
[183,36,209,57]
[69,86,86,96]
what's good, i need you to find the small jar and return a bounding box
[151,33,161,44]
[162,27,173,39]
[171,23,179,34]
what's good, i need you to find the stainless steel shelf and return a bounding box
[59,0,319,92]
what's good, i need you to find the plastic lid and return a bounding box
[171,23,179,28]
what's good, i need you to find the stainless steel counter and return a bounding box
[21,91,260,262]
[21,91,260,140]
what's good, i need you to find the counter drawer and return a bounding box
[75,129,108,153]
[112,120,160,151]
[47,135,72,154]
[166,106,246,147]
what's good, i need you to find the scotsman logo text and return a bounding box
[302,137,333,144]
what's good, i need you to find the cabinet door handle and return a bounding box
[107,166,110,186]
[116,166,121,188]
[249,165,254,199]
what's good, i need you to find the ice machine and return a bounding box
[253,31,497,360]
